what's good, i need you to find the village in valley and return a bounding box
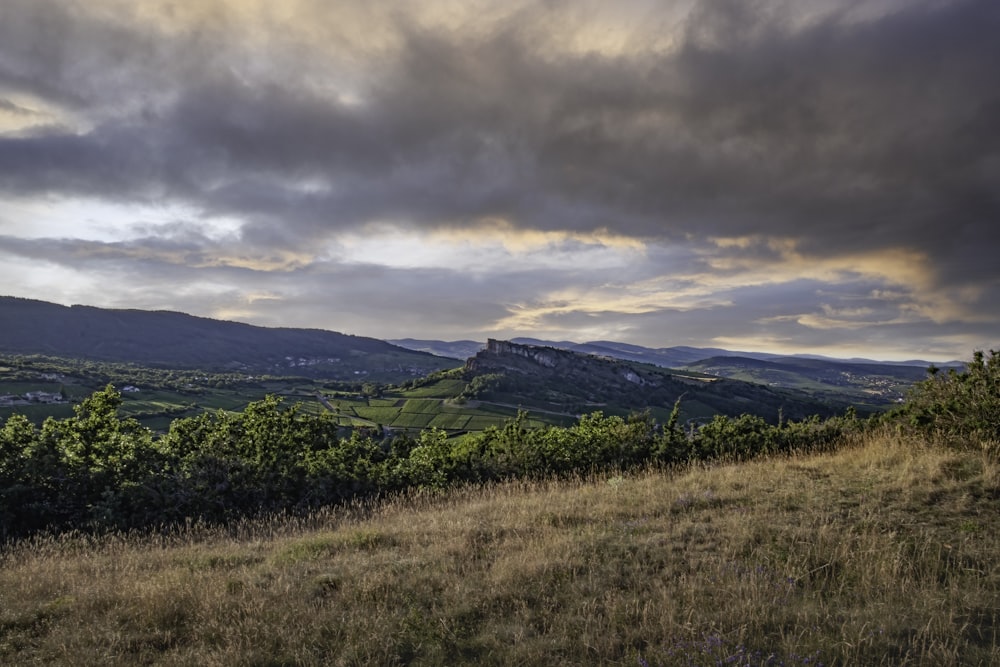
[0,389,68,407]
[0,371,67,407]
[0,370,141,408]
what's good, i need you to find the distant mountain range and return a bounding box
[391,336,956,368]
[0,296,454,382]
[387,338,486,361]
[1,296,959,407]
[393,336,962,409]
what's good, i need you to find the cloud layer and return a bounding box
[1,0,998,360]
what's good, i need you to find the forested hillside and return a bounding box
[0,297,453,381]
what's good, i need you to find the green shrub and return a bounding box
[897,350,1000,448]
[2,384,869,541]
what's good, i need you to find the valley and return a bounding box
[2,299,998,666]
[0,298,946,435]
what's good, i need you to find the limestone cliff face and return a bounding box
[466,339,656,387]
[476,339,558,368]
[461,339,835,422]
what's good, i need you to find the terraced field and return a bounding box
[320,382,568,434]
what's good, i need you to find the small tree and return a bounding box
[655,398,689,463]
[902,350,1000,447]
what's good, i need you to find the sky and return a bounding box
[1,0,998,362]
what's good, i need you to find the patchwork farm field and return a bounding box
[324,387,564,433]
[0,356,570,435]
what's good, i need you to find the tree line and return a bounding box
[2,350,996,542]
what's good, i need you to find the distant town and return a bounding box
[0,374,140,408]
[0,390,68,407]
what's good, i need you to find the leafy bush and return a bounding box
[1,383,871,542]
[896,350,1000,448]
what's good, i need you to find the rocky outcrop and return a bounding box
[477,339,559,368]
[462,339,837,422]
[466,339,664,389]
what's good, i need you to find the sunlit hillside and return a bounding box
[2,430,997,666]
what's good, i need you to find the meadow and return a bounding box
[2,350,997,664]
[2,429,997,665]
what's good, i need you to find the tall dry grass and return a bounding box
[2,430,998,665]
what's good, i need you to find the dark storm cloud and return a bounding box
[0,229,606,340]
[0,99,38,116]
[2,1,996,263]
[1,0,997,356]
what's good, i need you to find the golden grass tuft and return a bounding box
[2,431,999,665]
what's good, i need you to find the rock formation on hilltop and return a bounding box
[463,339,840,421]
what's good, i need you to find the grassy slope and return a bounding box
[2,433,998,666]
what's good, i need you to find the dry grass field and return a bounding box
[2,430,998,666]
